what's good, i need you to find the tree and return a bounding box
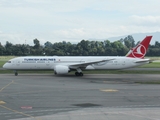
[0,43,5,55]
[11,44,30,56]
[155,41,160,48]
[33,38,40,48]
[5,41,13,55]
[32,38,43,55]
[124,35,135,48]
[104,40,111,48]
[44,41,52,48]
[1,35,160,57]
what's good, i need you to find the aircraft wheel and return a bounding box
[75,72,83,76]
[15,72,18,76]
[79,72,83,76]
[75,72,79,76]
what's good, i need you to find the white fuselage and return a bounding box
[3,56,149,70]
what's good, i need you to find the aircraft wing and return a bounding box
[69,58,115,69]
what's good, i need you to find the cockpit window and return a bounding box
[7,61,11,63]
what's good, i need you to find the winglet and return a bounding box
[126,36,152,59]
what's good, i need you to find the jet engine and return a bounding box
[54,65,70,74]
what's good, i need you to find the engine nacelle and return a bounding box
[54,65,70,75]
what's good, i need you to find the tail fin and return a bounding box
[126,36,152,59]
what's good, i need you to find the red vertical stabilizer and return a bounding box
[126,36,152,59]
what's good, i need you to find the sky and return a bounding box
[0,0,160,45]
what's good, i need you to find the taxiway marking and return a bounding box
[100,89,118,92]
[0,101,5,104]
[0,80,14,92]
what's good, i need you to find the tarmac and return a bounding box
[0,74,160,120]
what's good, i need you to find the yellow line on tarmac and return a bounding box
[0,80,14,92]
[0,101,5,104]
[0,80,14,105]
[100,89,118,92]
[0,105,41,120]
[0,80,41,120]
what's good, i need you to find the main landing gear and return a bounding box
[75,72,83,76]
[14,70,18,76]
[75,68,83,76]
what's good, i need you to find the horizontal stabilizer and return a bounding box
[134,59,150,63]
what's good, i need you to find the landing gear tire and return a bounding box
[75,72,78,76]
[14,70,18,76]
[75,72,83,76]
[54,71,57,75]
[79,72,83,76]
[15,72,18,76]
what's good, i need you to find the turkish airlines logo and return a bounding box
[132,44,146,58]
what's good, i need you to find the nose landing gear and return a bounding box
[14,70,18,76]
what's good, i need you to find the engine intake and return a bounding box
[54,65,70,74]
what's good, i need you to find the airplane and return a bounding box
[3,36,152,76]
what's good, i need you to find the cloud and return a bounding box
[93,0,160,15]
[0,32,31,45]
[0,0,160,45]
[130,15,160,26]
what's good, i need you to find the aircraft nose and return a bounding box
[3,63,7,69]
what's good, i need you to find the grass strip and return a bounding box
[135,81,160,84]
[1,69,160,74]
[138,62,160,68]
